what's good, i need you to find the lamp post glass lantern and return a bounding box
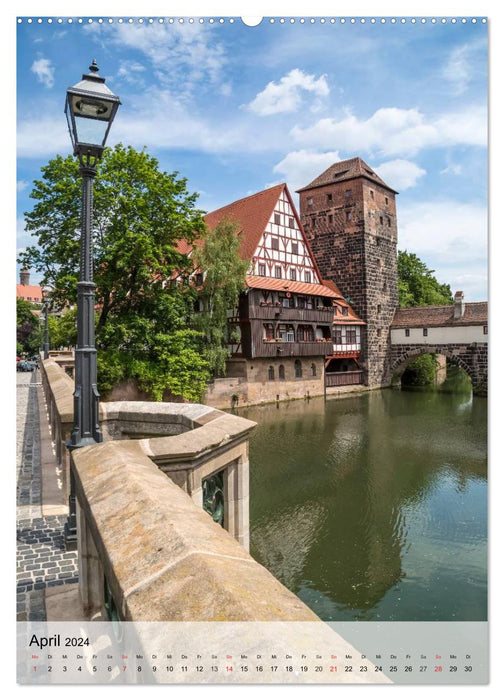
[64,61,120,547]
[65,59,121,164]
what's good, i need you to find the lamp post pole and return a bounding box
[43,302,50,359]
[63,60,120,548]
[69,163,102,449]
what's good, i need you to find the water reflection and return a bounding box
[240,389,487,621]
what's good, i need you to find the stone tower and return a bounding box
[297,157,399,387]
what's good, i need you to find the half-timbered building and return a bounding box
[187,183,365,404]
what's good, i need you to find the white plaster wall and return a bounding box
[391,325,487,345]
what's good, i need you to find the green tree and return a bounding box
[397,250,453,307]
[193,219,248,377]
[16,298,40,355]
[48,308,77,350]
[18,144,210,400]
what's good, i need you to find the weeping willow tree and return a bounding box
[193,219,249,377]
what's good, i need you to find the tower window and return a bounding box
[327,193,333,204]
[345,189,352,198]
[385,197,389,205]
[370,190,374,199]
[274,213,281,225]
[328,214,333,224]
[388,217,391,227]
[271,237,279,250]
[377,304,381,314]
[307,197,313,208]
[380,216,383,225]
[346,211,352,222]
[312,218,317,228]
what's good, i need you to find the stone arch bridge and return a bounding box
[386,295,488,395]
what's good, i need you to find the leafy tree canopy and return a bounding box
[397,250,453,308]
[18,144,210,400]
[16,298,40,355]
[193,219,248,377]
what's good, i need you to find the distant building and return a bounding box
[16,270,43,305]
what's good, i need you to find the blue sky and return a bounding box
[16,15,488,300]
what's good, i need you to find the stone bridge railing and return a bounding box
[73,439,318,621]
[39,357,320,623]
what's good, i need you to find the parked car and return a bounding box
[16,360,35,372]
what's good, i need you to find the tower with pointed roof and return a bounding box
[297,157,399,387]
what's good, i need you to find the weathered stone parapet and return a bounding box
[40,359,74,475]
[40,361,256,548]
[72,440,317,622]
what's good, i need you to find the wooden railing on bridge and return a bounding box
[325,370,364,387]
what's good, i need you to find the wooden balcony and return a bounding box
[254,339,333,358]
[325,370,364,387]
[246,302,335,324]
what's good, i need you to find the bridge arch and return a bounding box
[387,345,480,390]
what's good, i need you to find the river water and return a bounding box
[239,385,487,621]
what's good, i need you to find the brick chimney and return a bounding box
[454,291,465,319]
[20,269,30,286]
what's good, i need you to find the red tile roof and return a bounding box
[245,275,338,298]
[16,284,43,303]
[296,156,398,194]
[204,184,286,261]
[391,302,488,328]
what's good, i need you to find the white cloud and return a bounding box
[247,69,329,116]
[374,159,426,191]
[117,60,146,86]
[398,200,487,301]
[291,105,487,157]
[31,57,55,88]
[17,114,69,158]
[440,164,462,176]
[441,39,486,96]
[272,149,341,192]
[85,22,227,94]
[17,180,29,192]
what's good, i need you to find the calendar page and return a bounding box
[15,8,488,687]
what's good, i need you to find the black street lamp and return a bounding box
[64,60,120,547]
[42,285,52,359]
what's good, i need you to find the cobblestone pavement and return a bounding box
[16,370,78,621]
